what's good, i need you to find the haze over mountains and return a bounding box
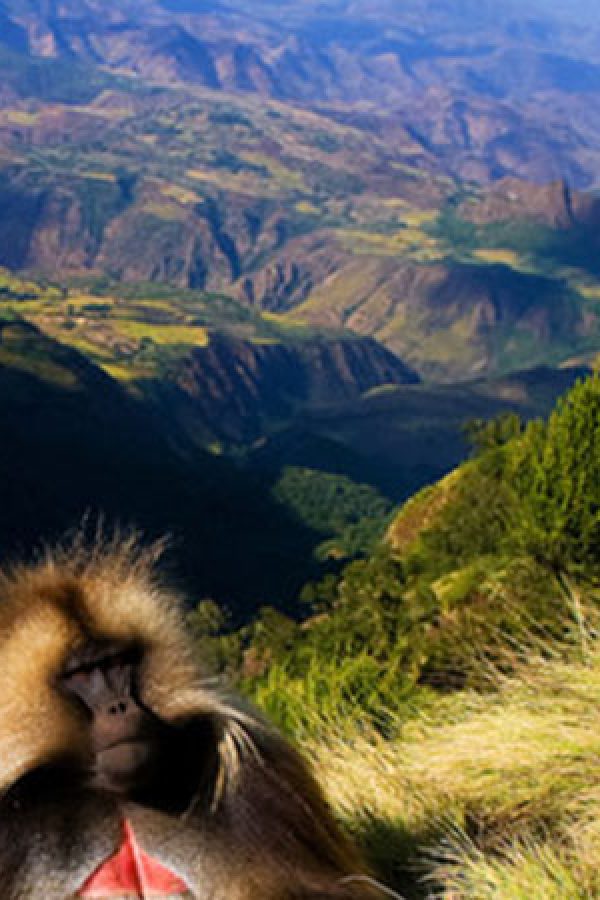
[0,0,599,607]
[2,0,600,185]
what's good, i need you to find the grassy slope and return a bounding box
[0,271,324,380]
[2,26,600,381]
[254,366,588,501]
[313,640,600,899]
[3,268,589,507]
[251,378,600,897]
[291,211,600,381]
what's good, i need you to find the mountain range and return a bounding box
[1,8,600,381]
[0,0,599,609]
[2,0,600,186]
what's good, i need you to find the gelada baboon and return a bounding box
[0,535,379,899]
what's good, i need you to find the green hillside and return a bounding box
[239,375,600,727]
[0,267,590,618]
[1,7,600,892]
[211,372,600,897]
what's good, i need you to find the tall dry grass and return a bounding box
[312,642,600,898]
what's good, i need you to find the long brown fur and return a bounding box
[0,533,380,899]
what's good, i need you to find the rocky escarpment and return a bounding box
[148,333,419,444]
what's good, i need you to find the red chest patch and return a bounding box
[78,819,190,898]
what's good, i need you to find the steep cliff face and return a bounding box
[149,333,419,444]
[1,171,596,383]
[0,178,294,292]
[0,180,236,288]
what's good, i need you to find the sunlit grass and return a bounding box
[339,227,444,262]
[576,283,600,301]
[160,183,201,206]
[139,201,189,222]
[80,171,118,183]
[99,361,146,381]
[186,167,279,198]
[400,209,439,228]
[308,642,600,898]
[473,248,523,268]
[0,268,61,300]
[241,152,307,190]
[114,320,210,346]
[296,201,321,215]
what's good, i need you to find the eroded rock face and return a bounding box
[154,333,419,444]
[288,255,589,381]
[237,235,348,313]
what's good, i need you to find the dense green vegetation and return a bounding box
[429,205,600,283]
[0,300,407,612]
[272,467,393,560]
[1,266,587,618]
[2,6,600,894]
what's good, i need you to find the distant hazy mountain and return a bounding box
[1,0,600,186]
